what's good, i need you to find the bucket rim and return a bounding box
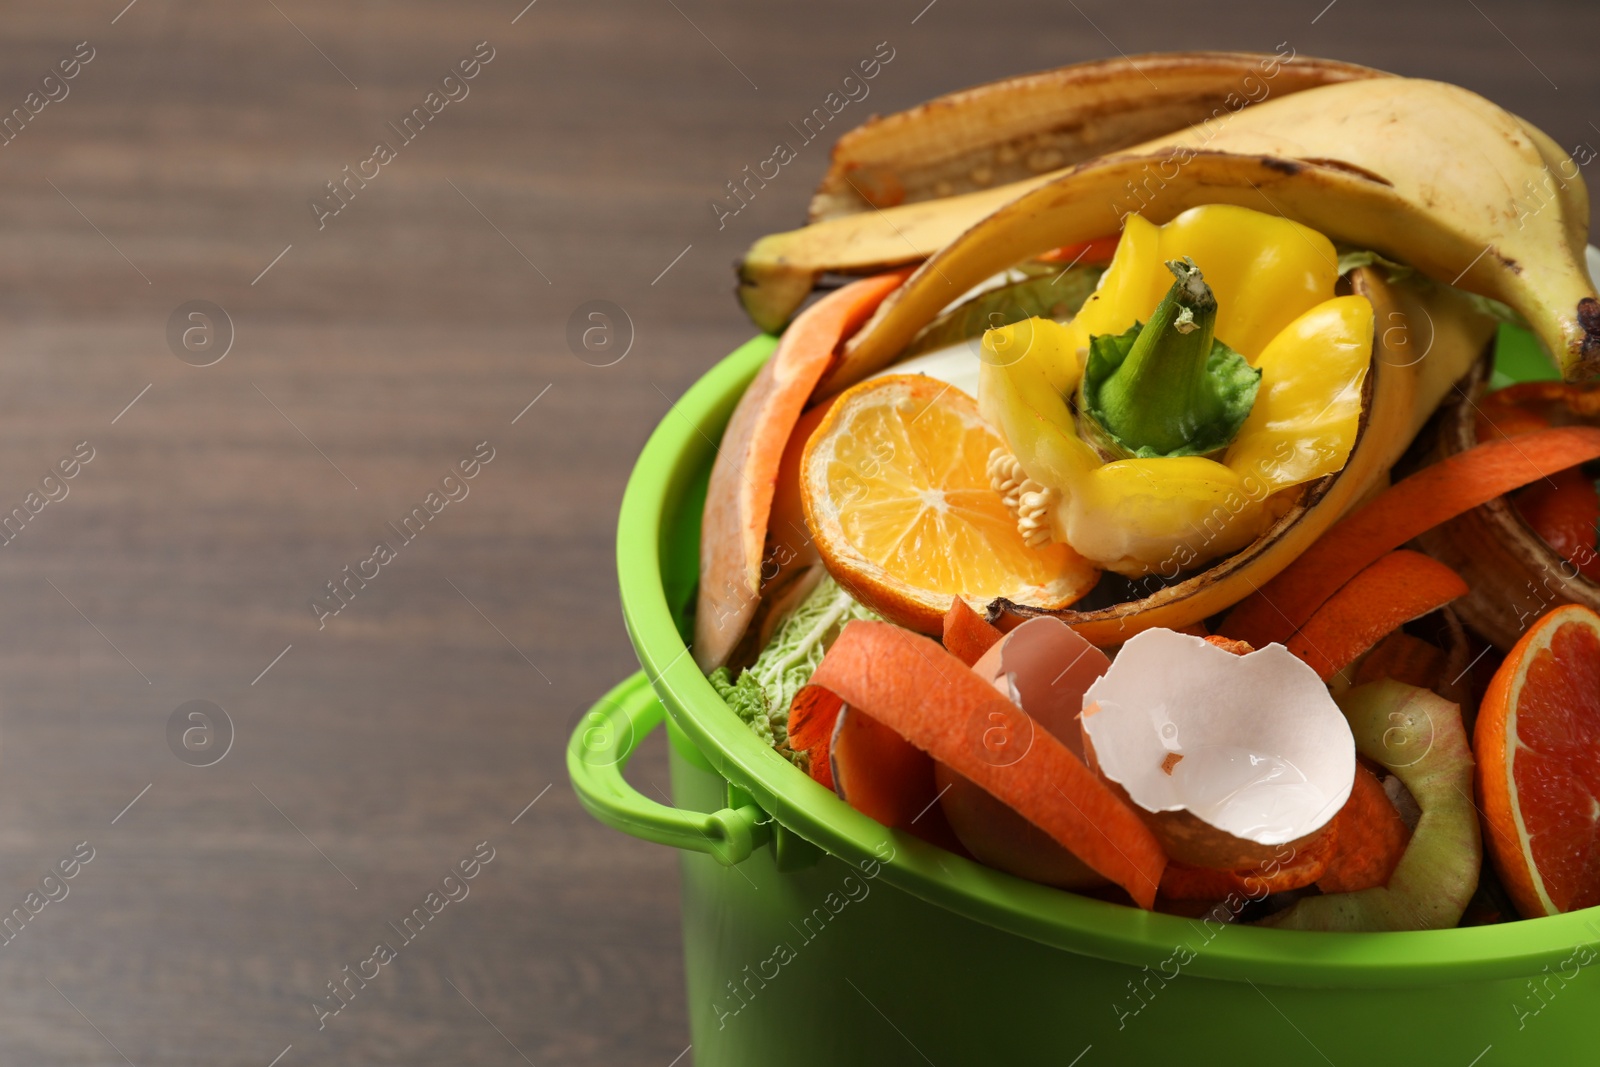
[619,333,1600,988]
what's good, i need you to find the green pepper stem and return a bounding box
[1083,258,1258,459]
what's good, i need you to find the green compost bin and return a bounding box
[569,332,1600,1067]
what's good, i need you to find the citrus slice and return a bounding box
[1476,604,1600,917]
[800,374,1098,633]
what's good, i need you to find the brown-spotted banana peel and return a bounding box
[746,52,1384,332]
[747,76,1596,386]
[807,51,1383,223]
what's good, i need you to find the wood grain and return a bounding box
[0,1,1593,1063]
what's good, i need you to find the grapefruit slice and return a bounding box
[800,374,1098,633]
[1476,604,1600,917]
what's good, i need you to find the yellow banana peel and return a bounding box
[743,72,1595,384]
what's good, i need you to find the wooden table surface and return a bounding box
[0,1,1594,1063]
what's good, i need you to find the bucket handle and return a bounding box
[567,671,769,866]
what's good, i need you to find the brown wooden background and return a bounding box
[0,1,1594,1063]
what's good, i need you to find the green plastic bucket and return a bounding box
[569,334,1600,1066]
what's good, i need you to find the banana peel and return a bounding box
[808,51,1384,222]
[1519,117,1592,264]
[747,52,1383,333]
[819,149,1544,397]
[739,183,1023,335]
[986,267,1496,645]
[745,76,1597,384]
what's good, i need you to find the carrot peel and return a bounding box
[1316,763,1410,894]
[1160,832,1334,901]
[1286,550,1467,681]
[1038,234,1121,266]
[1353,631,1448,690]
[829,705,936,827]
[942,598,1004,666]
[811,620,1167,908]
[1224,426,1600,649]
[787,684,844,790]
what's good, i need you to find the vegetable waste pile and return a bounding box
[695,52,1600,930]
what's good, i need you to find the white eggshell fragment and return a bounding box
[938,616,1113,889]
[971,617,1110,756]
[1081,629,1355,846]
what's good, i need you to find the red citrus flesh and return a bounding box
[1514,468,1600,582]
[1477,605,1600,917]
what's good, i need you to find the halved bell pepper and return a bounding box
[980,204,1373,577]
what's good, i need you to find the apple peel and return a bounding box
[1259,680,1480,931]
[1082,628,1356,869]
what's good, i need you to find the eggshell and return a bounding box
[1081,627,1355,868]
[970,617,1111,756]
[939,617,1115,886]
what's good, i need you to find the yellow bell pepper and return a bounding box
[979,204,1373,578]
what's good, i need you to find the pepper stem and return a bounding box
[1079,258,1260,460]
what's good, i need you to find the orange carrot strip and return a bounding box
[1286,550,1467,681]
[942,598,1004,666]
[810,620,1167,908]
[1475,380,1600,442]
[829,704,971,856]
[1223,427,1600,649]
[1352,631,1448,690]
[830,706,936,828]
[1038,234,1121,266]
[1476,393,1554,442]
[787,684,844,790]
[1317,763,1410,894]
[1202,635,1253,656]
[1160,831,1335,902]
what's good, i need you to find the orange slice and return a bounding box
[800,374,1098,633]
[1476,604,1600,917]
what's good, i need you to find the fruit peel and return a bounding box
[1081,628,1355,868]
[1259,680,1481,931]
